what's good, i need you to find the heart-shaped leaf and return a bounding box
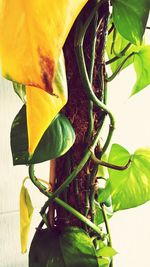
[11,105,75,165]
[0,0,88,90]
[112,0,149,45]
[96,246,118,257]
[98,144,130,204]
[131,46,150,96]
[99,144,150,212]
[29,227,99,267]
[0,1,88,156]
[20,184,34,254]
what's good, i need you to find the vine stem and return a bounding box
[29,164,103,236]
[110,26,117,55]
[86,2,98,144]
[84,1,98,220]
[48,159,56,226]
[40,117,109,217]
[90,151,132,170]
[85,173,91,218]
[107,52,135,82]
[74,26,115,129]
[108,23,114,35]
[74,5,115,154]
[106,42,131,65]
[74,0,115,227]
[86,0,99,223]
[101,203,113,267]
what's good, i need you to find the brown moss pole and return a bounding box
[49,0,109,228]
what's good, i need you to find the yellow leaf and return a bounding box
[26,50,68,155]
[0,0,88,92]
[0,1,88,155]
[20,184,34,254]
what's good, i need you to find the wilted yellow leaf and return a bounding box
[0,0,88,92]
[0,0,88,155]
[26,50,68,155]
[20,184,34,254]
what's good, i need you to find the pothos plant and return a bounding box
[0,0,150,266]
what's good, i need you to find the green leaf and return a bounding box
[94,201,112,226]
[131,46,150,96]
[29,228,65,267]
[13,82,26,103]
[20,184,34,253]
[29,227,99,267]
[99,144,150,212]
[97,258,110,267]
[94,201,103,225]
[96,246,118,257]
[60,227,98,267]
[96,153,108,178]
[103,196,112,208]
[96,240,106,249]
[98,144,130,204]
[112,0,150,45]
[106,27,140,73]
[11,105,75,165]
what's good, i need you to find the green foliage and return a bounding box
[96,153,108,178]
[94,201,112,225]
[11,105,75,165]
[106,28,139,73]
[103,196,112,208]
[131,46,150,96]
[112,0,149,45]
[3,1,150,265]
[96,246,118,257]
[97,258,110,267]
[99,144,150,212]
[29,227,100,267]
[13,82,26,103]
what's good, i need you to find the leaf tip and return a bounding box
[28,152,33,161]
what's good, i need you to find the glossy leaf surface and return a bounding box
[96,246,117,257]
[60,227,98,267]
[20,184,34,253]
[99,144,150,211]
[11,105,75,165]
[131,46,150,96]
[112,0,149,45]
[29,227,99,267]
[0,0,88,90]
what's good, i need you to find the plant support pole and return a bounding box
[29,164,103,236]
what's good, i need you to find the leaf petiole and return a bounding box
[90,149,132,170]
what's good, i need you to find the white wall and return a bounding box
[107,64,150,267]
[0,78,48,267]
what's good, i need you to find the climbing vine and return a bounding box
[0,0,150,266]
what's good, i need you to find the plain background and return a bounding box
[0,29,150,267]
